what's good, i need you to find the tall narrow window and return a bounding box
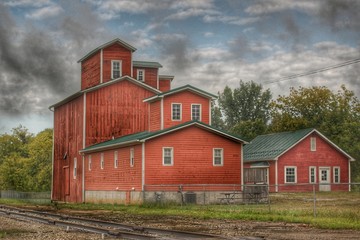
[163,147,173,166]
[130,148,134,167]
[111,60,121,79]
[213,148,223,166]
[309,166,316,183]
[100,153,104,170]
[88,155,92,171]
[73,157,77,179]
[171,103,182,121]
[114,151,118,168]
[285,166,297,183]
[191,104,201,121]
[310,137,316,151]
[137,69,145,81]
[333,167,340,183]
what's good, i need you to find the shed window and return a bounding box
[163,147,173,166]
[73,157,77,179]
[191,104,201,121]
[137,69,145,81]
[130,148,134,167]
[171,103,182,121]
[111,60,122,79]
[310,137,316,151]
[333,167,340,183]
[88,155,92,171]
[114,151,118,168]
[100,153,104,170]
[213,148,223,166]
[285,166,297,183]
[309,166,316,183]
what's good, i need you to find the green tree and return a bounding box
[218,80,272,139]
[211,101,225,130]
[270,85,360,181]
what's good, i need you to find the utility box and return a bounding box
[184,192,197,204]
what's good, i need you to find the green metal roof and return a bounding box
[144,84,217,102]
[133,61,162,68]
[80,121,247,154]
[244,128,314,162]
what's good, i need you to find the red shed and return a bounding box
[243,128,355,192]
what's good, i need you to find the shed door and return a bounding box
[319,167,331,191]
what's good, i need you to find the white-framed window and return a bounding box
[310,137,316,151]
[163,147,173,166]
[333,167,340,183]
[137,69,145,81]
[88,155,92,171]
[285,166,297,183]
[100,153,104,170]
[114,151,118,168]
[309,166,316,183]
[73,157,77,179]
[111,60,122,79]
[213,148,223,166]
[171,103,182,121]
[130,148,134,167]
[191,104,201,121]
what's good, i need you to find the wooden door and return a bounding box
[319,167,331,191]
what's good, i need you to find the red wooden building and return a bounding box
[243,128,355,192]
[50,38,247,204]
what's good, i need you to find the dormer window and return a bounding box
[111,60,122,79]
[137,69,145,81]
[191,104,201,121]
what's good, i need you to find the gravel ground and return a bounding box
[1,209,360,240]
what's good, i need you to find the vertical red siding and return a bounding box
[163,91,210,128]
[102,44,132,82]
[53,95,84,202]
[277,133,349,192]
[145,126,241,188]
[133,67,158,89]
[159,79,171,92]
[84,145,143,191]
[81,52,100,90]
[149,100,161,132]
[85,80,155,146]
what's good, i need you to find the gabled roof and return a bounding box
[133,61,162,68]
[80,121,247,154]
[78,38,137,63]
[49,75,161,110]
[244,128,355,162]
[143,84,217,103]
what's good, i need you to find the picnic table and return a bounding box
[219,192,242,204]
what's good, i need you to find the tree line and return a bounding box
[0,82,359,192]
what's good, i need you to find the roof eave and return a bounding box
[80,139,143,154]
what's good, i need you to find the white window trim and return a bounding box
[114,151,118,169]
[88,155,92,171]
[137,69,145,82]
[213,148,224,166]
[309,166,316,183]
[310,137,316,151]
[100,153,104,170]
[162,147,174,166]
[333,166,340,183]
[111,60,122,79]
[73,157,77,179]
[191,103,202,121]
[171,103,182,121]
[130,148,134,167]
[284,166,297,183]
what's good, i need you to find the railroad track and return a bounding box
[0,204,223,239]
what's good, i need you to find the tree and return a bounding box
[211,101,225,130]
[218,80,272,139]
[270,85,360,181]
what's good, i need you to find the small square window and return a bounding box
[111,60,121,79]
[191,104,201,121]
[163,147,173,166]
[285,166,297,183]
[172,103,182,121]
[213,148,223,166]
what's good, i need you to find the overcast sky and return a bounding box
[1,0,359,134]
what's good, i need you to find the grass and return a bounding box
[0,229,30,238]
[0,191,359,230]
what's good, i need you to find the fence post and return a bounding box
[313,184,317,217]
